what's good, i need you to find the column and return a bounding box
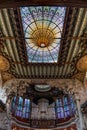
[74,93,84,130]
[6,98,12,130]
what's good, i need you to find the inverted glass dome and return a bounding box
[20,6,66,63]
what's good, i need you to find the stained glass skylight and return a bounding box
[20,7,66,63]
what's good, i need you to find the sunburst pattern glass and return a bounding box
[20,6,66,63]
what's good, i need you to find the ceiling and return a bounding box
[0,0,87,8]
[0,0,87,80]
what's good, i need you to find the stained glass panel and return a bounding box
[12,96,30,119]
[56,96,75,119]
[20,6,66,63]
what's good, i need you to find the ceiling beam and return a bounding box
[11,61,72,65]
[0,36,87,40]
[0,0,87,8]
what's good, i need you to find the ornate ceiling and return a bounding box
[0,1,87,130]
[0,4,87,79]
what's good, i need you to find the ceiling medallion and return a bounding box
[31,27,55,48]
[2,72,15,82]
[72,72,85,82]
[0,55,10,71]
[76,55,87,71]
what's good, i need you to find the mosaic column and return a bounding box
[74,91,84,130]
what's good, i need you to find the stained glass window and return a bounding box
[11,96,16,113]
[55,96,75,119]
[15,97,23,117]
[11,96,30,119]
[20,6,66,63]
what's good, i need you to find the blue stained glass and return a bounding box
[64,106,67,111]
[19,111,22,117]
[25,99,28,105]
[65,111,67,117]
[56,96,75,119]
[23,107,26,112]
[58,113,61,118]
[59,100,62,106]
[18,105,22,111]
[26,113,29,118]
[14,96,16,101]
[19,97,23,105]
[20,6,66,63]
[12,96,30,119]
[60,107,63,112]
[12,96,16,111]
[63,97,68,105]
[67,111,70,116]
[57,107,61,112]
[61,111,64,118]
[17,111,19,116]
[23,111,26,118]
[71,103,74,108]
[26,107,29,112]
[56,99,60,106]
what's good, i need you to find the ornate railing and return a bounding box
[11,116,76,129]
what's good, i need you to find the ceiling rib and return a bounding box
[1,36,87,40]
